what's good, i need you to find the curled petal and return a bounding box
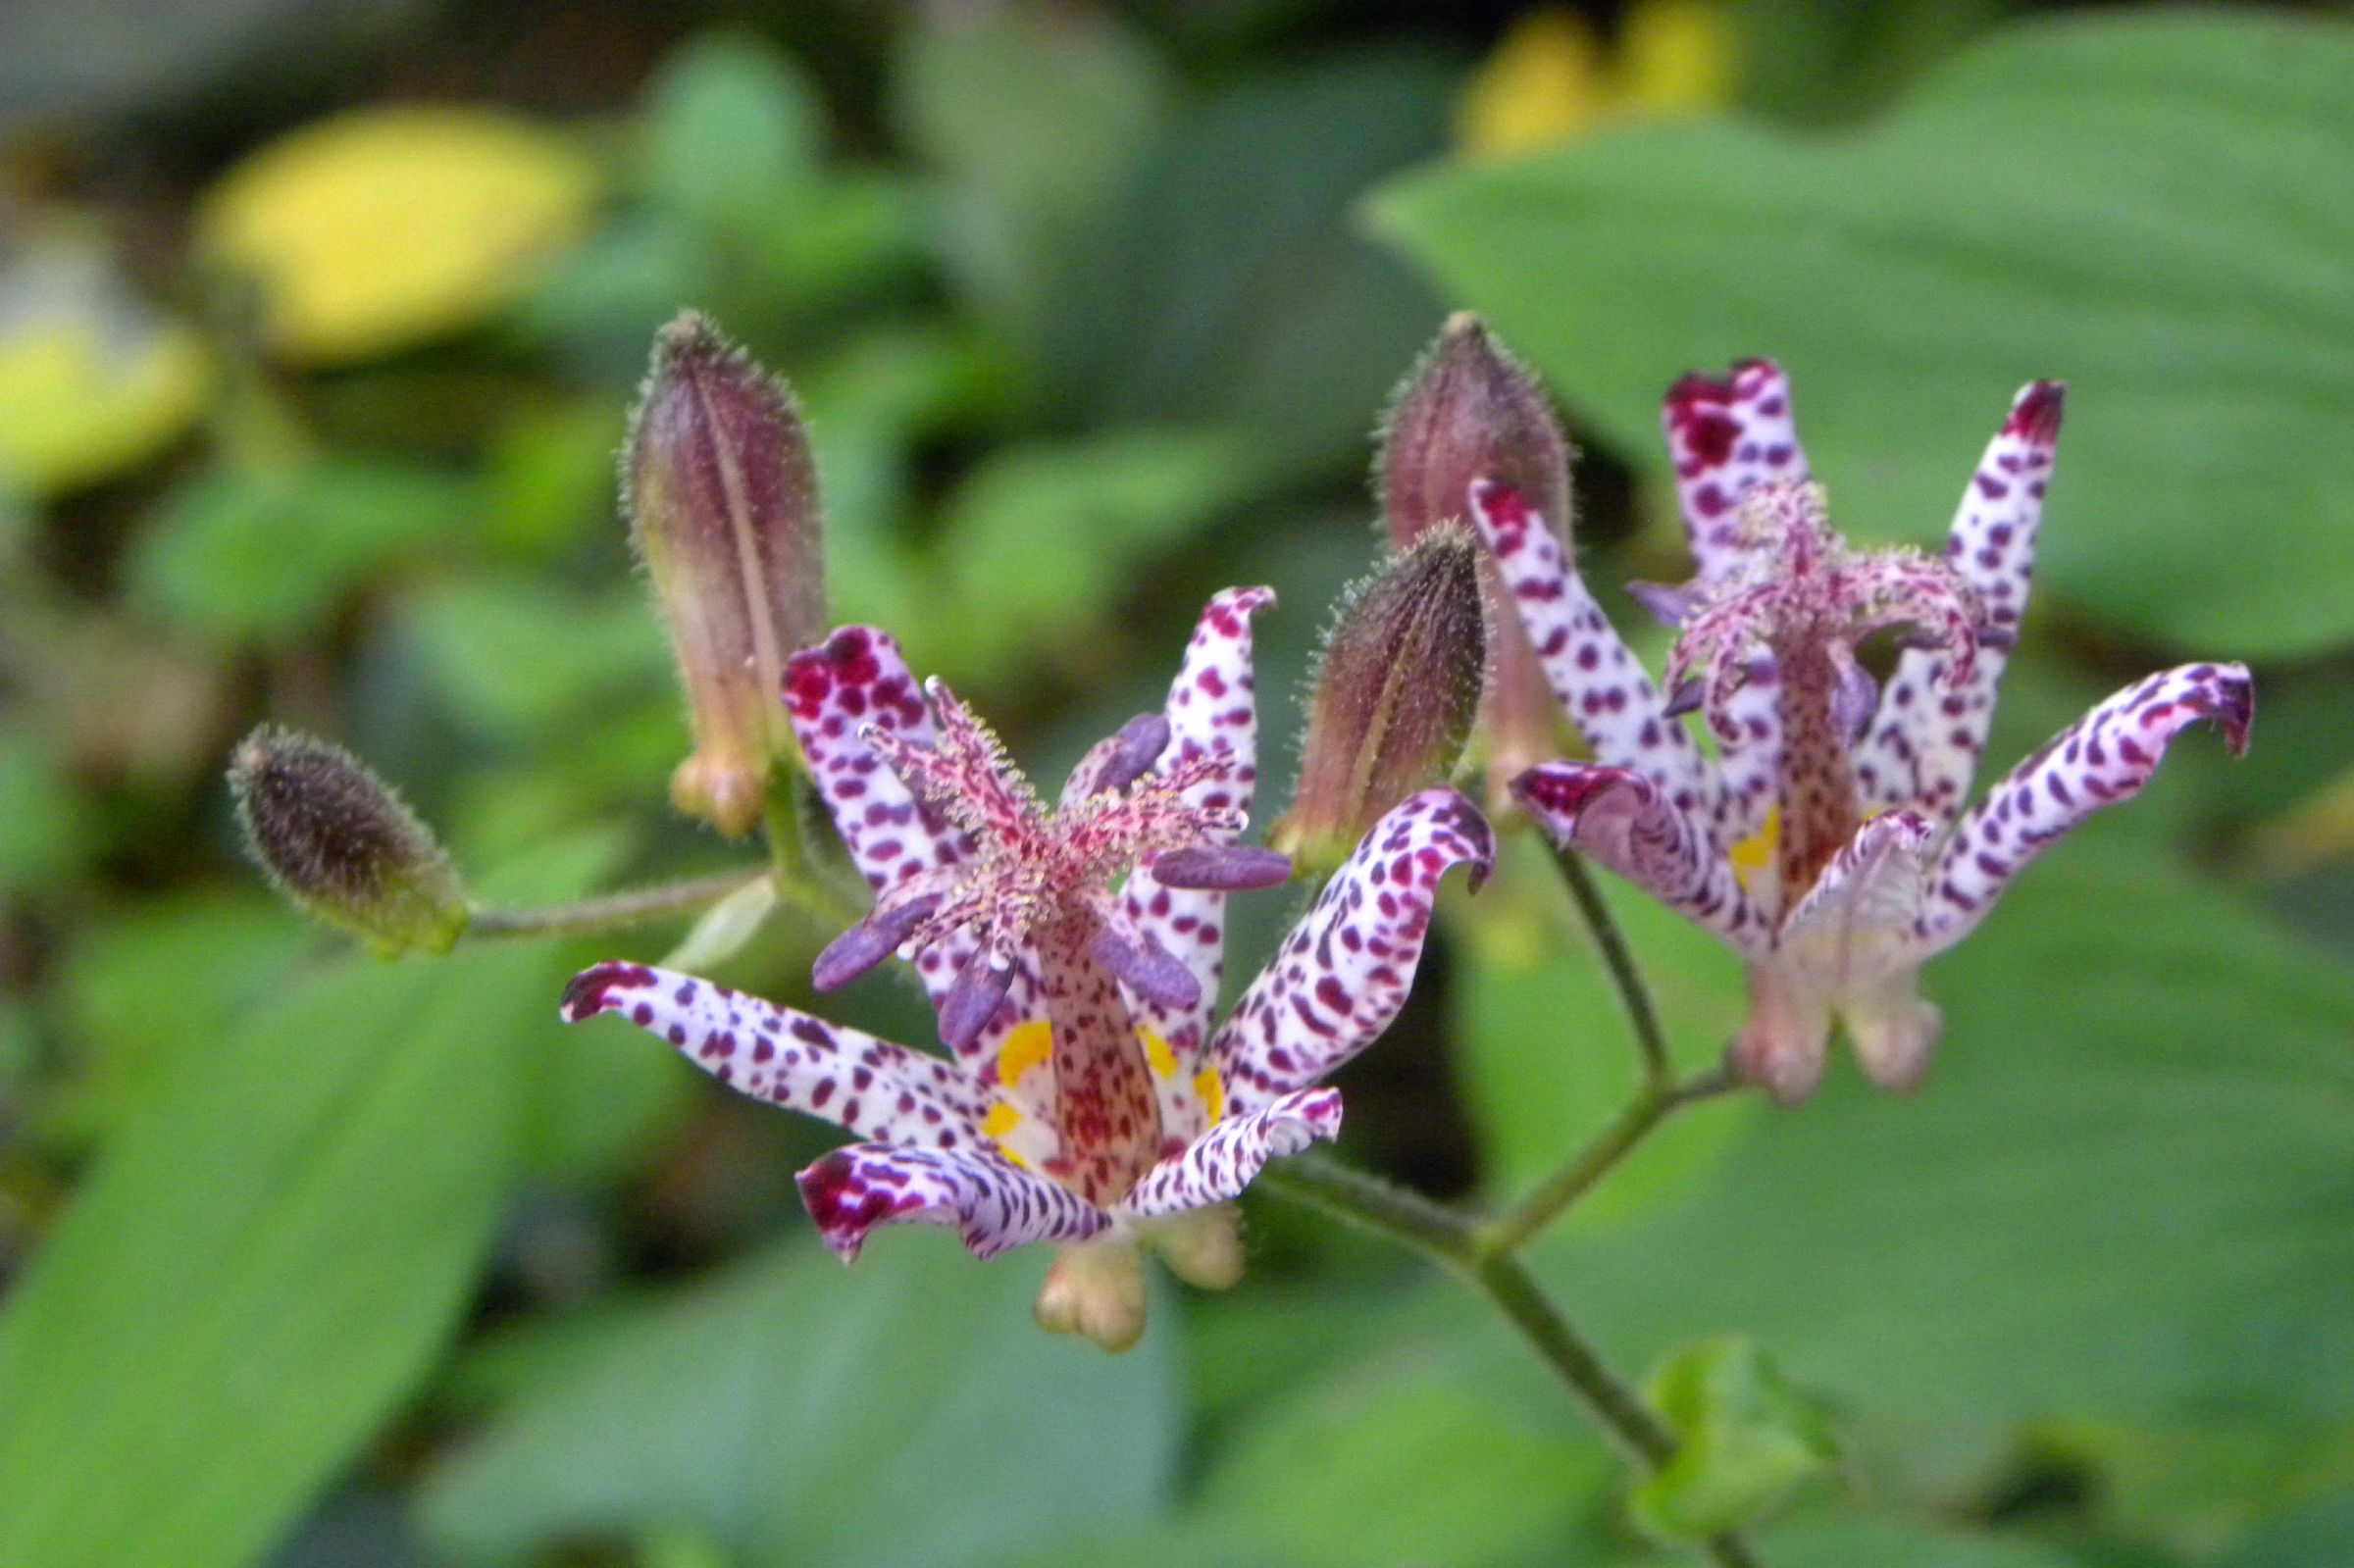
[1842,969,1942,1094]
[1731,960,1832,1106]
[1859,380,2063,819]
[1912,661,2252,958]
[561,961,984,1144]
[1149,846,1292,890]
[1662,359,1814,579]
[1779,810,1937,952]
[796,1144,1111,1262]
[1512,763,1764,953]
[1212,788,1493,1117]
[1467,480,1721,827]
[1120,1088,1343,1217]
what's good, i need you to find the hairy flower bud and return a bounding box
[229,726,467,955]
[1379,313,1574,789]
[627,311,824,836]
[1274,527,1485,871]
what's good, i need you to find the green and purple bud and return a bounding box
[1274,526,1485,872]
[229,726,467,956]
[1379,312,1574,791]
[626,311,824,837]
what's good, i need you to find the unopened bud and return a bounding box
[229,727,467,955]
[1379,313,1574,788]
[627,311,824,836]
[1274,527,1485,870]
[1034,1239,1149,1353]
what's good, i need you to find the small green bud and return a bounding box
[627,310,824,837]
[1274,527,1486,871]
[229,727,468,955]
[1378,313,1574,786]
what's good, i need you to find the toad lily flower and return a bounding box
[1470,361,2252,1103]
[563,588,1493,1348]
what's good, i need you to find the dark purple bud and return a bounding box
[229,726,467,956]
[940,948,1017,1053]
[811,894,940,992]
[1149,846,1294,891]
[1273,526,1485,873]
[1625,579,1701,631]
[1090,927,1202,1011]
[629,311,825,836]
[1059,712,1172,806]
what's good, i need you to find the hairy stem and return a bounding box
[466,868,766,940]
[1477,1067,1741,1259]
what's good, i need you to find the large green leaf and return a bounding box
[418,1233,1178,1568]
[0,939,549,1568]
[1539,837,2354,1423]
[1376,11,2354,655]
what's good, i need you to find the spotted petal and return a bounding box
[1911,662,2253,958]
[1122,586,1272,1138]
[1662,359,1813,580]
[1213,788,1493,1118]
[1777,809,1937,955]
[1119,1087,1343,1217]
[1512,762,1765,953]
[796,1143,1111,1262]
[1860,382,2064,818]
[561,961,986,1147]
[1467,481,1719,830]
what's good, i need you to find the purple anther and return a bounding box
[811,894,940,992]
[1149,845,1293,890]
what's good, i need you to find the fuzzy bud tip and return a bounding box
[229,727,467,955]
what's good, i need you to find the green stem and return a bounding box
[1550,842,1671,1087]
[1263,1154,1764,1568]
[466,868,766,941]
[761,769,862,927]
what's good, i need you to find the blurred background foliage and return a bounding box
[0,1,2349,1565]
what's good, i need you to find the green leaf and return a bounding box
[1376,11,2354,655]
[129,459,473,646]
[2215,1492,2354,1568]
[640,33,823,234]
[419,1233,1178,1568]
[1540,838,2354,1424]
[403,573,671,737]
[1189,1347,1611,1568]
[0,720,95,894]
[1744,1517,2079,1568]
[1630,1337,1840,1541]
[0,939,552,1568]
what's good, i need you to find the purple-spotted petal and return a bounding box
[783,628,964,889]
[561,961,985,1144]
[1512,762,1765,953]
[1859,381,2063,819]
[1212,788,1493,1117]
[1121,587,1273,1124]
[1778,810,1937,951]
[1662,359,1812,579]
[1910,661,2252,958]
[1120,1088,1343,1217]
[797,1143,1111,1262]
[1468,480,1721,828]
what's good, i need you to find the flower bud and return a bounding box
[626,311,824,836]
[1379,313,1574,788]
[1273,526,1485,871]
[229,726,467,955]
[1034,1239,1149,1353]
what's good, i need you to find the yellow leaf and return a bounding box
[0,231,211,497]
[197,106,597,364]
[1458,9,1614,160]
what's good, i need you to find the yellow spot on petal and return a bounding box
[1729,803,1778,889]
[197,106,596,364]
[982,1101,1029,1169]
[1140,1027,1178,1079]
[997,1019,1052,1087]
[1195,1066,1226,1127]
